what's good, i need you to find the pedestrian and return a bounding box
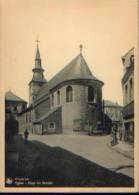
[110,123,118,146]
[24,128,29,144]
[110,126,114,146]
[113,124,118,145]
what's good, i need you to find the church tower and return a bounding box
[29,40,46,105]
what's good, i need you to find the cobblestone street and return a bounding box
[29,134,134,179]
[6,134,134,187]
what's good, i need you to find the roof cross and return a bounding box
[79,44,83,54]
[35,36,40,48]
[35,39,40,44]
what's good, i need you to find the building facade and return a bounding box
[18,44,104,135]
[103,100,123,134]
[5,90,27,138]
[5,90,27,121]
[121,48,134,143]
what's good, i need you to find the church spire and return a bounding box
[35,39,41,60]
[29,39,47,105]
[35,39,42,68]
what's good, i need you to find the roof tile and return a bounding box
[5,90,27,103]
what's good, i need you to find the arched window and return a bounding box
[88,86,94,102]
[57,90,60,105]
[52,93,54,107]
[130,55,134,66]
[125,85,128,105]
[66,86,73,102]
[48,122,56,129]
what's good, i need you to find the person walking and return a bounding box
[110,123,118,146]
[110,126,114,146]
[24,128,29,144]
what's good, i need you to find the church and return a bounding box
[18,43,104,135]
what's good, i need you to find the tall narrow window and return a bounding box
[57,90,60,105]
[88,86,94,102]
[129,78,133,101]
[66,86,73,102]
[125,85,128,105]
[52,94,54,107]
[130,55,134,66]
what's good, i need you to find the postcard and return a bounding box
[0,0,139,193]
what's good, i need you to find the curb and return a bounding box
[107,141,134,160]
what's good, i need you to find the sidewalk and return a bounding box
[107,140,134,160]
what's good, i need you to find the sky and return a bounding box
[0,0,138,105]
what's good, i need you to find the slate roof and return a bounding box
[37,54,103,99]
[31,75,46,83]
[29,46,47,85]
[34,105,61,123]
[121,47,134,63]
[36,47,41,60]
[5,90,27,103]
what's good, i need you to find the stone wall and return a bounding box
[29,79,103,134]
[48,80,103,134]
[121,48,134,143]
[39,107,62,134]
[18,110,33,134]
[34,97,50,120]
[29,82,45,105]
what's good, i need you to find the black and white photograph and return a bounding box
[0,0,139,193]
